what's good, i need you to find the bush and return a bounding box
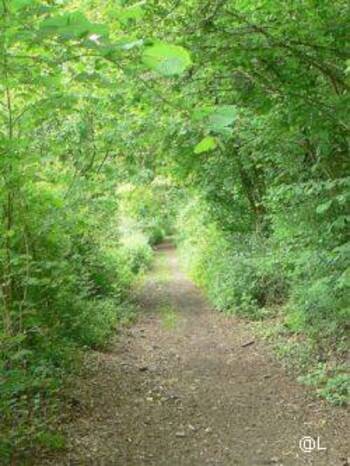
[177,194,349,343]
[117,180,181,246]
[0,178,154,462]
[176,194,349,405]
[298,364,350,406]
[177,197,289,319]
[120,232,154,275]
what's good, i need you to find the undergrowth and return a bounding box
[0,183,158,464]
[176,196,349,406]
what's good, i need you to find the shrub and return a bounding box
[176,194,349,405]
[177,197,289,319]
[120,232,154,274]
[0,179,154,462]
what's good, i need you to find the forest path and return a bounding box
[40,244,349,466]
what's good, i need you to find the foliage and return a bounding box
[142,42,192,76]
[0,184,153,460]
[161,0,350,401]
[194,136,217,155]
[0,0,349,459]
[298,364,350,406]
[118,180,181,245]
[177,197,288,319]
[0,1,161,458]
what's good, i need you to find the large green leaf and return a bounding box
[193,105,237,135]
[194,136,217,154]
[142,43,192,76]
[208,106,237,131]
[39,12,108,41]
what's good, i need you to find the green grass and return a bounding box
[159,305,180,330]
[255,318,350,406]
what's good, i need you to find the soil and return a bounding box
[36,243,350,466]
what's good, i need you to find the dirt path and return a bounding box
[39,244,349,466]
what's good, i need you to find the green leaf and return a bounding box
[194,136,217,154]
[208,106,237,132]
[114,38,144,50]
[142,43,192,76]
[346,59,350,75]
[39,12,108,41]
[12,0,34,10]
[340,268,350,287]
[120,2,145,22]
[193,105,237,135]
[331,215,349,230]
[10,349,33,362]
[316,200,332,214]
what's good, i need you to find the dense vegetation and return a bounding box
[0,0,349,461]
